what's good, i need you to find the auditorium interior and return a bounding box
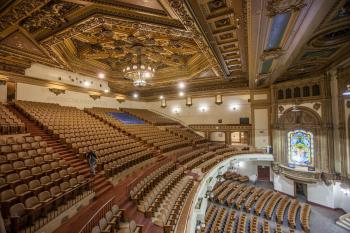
[0,0,350,233]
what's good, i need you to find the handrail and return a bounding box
[79,196,115,233]
[148,109,205,137]
[148,108,188,127]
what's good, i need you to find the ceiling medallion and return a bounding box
[122,45,155,87]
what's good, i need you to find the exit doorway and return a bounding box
[257,165,270,181]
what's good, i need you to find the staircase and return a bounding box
[336,213,350,230]
[7,104,113,198]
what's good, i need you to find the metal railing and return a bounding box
[14,179,93,233]
[78,196,115,233]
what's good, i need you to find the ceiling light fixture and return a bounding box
[159,95,164,100]
[133,93,139,99]
[291,105,300,112]
[179,91,184,97]
[178,81,185,89]
[83,81,90,87]
[343,84,350,96]
[122,45,155,87]
[98,73,105,79]
[104,89,109,93]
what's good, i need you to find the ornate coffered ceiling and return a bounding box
[0,0,251,97]
[0,0,349,99]
[248,0,350,87]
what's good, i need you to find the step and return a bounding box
[336,221,350,230]
[95,185,112,197]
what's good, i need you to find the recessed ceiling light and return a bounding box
[98,73,105,79]
[133,93,139,98]
[179,91,184,97]
[159,95,164,100]
[178,82,185,89]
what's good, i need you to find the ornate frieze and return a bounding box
[260,48,285,61]
[21,1,82,33]
[166,0,225,79]
[266,0,306,17]
[49,88,65,95]
[0,0,51,32]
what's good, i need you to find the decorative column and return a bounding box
[337,68,350,176]
[225,131,231,145]
[320,72,335,173]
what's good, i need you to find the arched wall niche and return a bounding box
[275,106,322,170]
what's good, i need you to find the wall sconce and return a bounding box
[116,96,125,103]
[215,94,223,105]
[186,96,192,107]
[200,106,208,112]
[231,105,239,111]
[161,99,167,108]
[49,88,65,96]
[89,94,101,100]
[173,107,180,114]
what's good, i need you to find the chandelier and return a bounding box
[122,45,155,87]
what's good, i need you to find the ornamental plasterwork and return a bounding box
[266,0,306,17]
[166,0,225,79]
[260,48,285,61]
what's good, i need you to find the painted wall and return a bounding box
[236,160,272,181]
[307,182,334,208]
[0,83,6,102]
[273,174,295,196]
[25,63,110,92]
[16,83,143,109]
[209,131,225,142]
[145,95,251,125]
[254,108,269,149]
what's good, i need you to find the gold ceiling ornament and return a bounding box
[122,45,155,87]
[115,96,125,103]
[260,48,285,61]
[89,94,101,100]
[167,0,225,79]
[186,96,192,107]
[266,0,306,17]
[215,94,223,105]
[49,88,65,95]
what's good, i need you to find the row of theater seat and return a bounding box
[153,177,193,228]
[199,203,292,233]
[165,126,207,144]
[90,204,143,233]
[209,177,310,232]
[4,175,90,233]
[85,108,193,153]
[14,101,156,180]
[0,104,25,135]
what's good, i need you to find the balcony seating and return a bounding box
[287,199,300,228]
[0,104,25,135]
[300,204,311,232]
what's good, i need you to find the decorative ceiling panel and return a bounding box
[279,0,350,81]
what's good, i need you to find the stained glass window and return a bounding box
[288,130,314,167]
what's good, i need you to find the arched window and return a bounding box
[294,87,301,98]
[303,86,310,97]
[286,88,292,99]
[278,89,284,99]
[312,84,320,96]
[288,130,314,168]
